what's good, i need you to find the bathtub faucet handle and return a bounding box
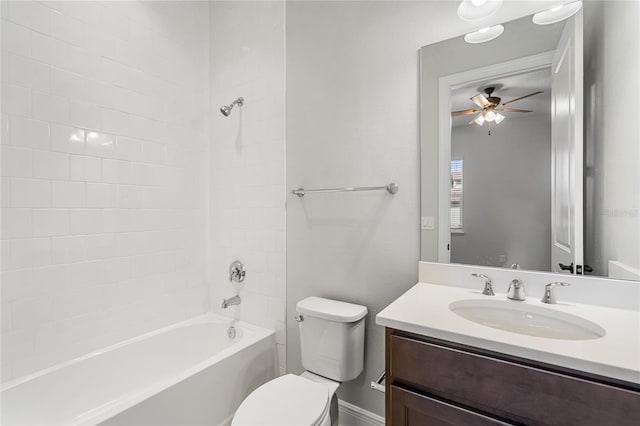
[229,260,246,283]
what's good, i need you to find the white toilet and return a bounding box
[232,296,368,426]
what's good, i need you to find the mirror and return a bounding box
[420,1,639,281]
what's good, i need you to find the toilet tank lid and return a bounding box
[296,297,368,322]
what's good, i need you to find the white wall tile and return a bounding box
[33,150,69,180]
[10,178,50,208]
[84,234,116,260]
[51,235,85,264]
[50,10,85,47]
[1,208,31,240]
[69,209,102,235]
[7,53,49,92]
[116,136,143,161]
[1,146,32,177]
[1,0,210,382]
[142,141,165,164]
[1,178,10,208]
[51,124,84,154]
[31,32,69,69]
[1,20,31,55]
[86,183,115,208]
[1,114,8,145]
[85,131,115,158]
[32,92,69,124]
[69,101,101,131]
[52,181,85,207]
[50,68,85,101]
[32,209,69,237]
[1,83,30,117]
[9,116,49,150]
[70,155,101,182]
[7,1,50,34]
[11,238,51,269]
[101,109,129,135]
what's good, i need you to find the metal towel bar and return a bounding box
[292,183,398,197]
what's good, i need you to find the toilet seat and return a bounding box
[232,374,330,426]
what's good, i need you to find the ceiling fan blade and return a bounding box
[499,108,532,113]
[452,109,480,116]
[501,91,544,106]
[471,94,491,108]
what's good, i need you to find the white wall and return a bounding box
[286,0,562,416]
[0,0,209,382]
[584,0,640,277]
[207,1,286,375]
[450,113,552,271]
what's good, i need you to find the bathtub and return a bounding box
[0,314,276,426]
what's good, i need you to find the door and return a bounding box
[551,11,584,274]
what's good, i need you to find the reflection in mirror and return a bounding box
[449,69,552,272]
[420,0,639,281]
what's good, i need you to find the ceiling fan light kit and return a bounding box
[464,25,505,44]
[457,0,503,22]
[454,86,543,131]
[532,1,583,25]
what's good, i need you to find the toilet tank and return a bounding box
[296,297,367,382]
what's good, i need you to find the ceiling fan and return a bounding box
[451,86,543,128]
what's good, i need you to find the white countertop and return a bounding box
[376,282,640,385]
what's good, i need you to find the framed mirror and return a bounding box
[420,1,639,281]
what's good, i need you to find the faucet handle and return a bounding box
[541,282,570,304]
[472,273,494,296]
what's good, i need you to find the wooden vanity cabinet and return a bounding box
[385,328,640,426]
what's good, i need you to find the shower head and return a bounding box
[220,97,244,117]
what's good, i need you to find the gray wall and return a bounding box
[584,0,640,277]
[285,0,560,416]
[420,16,564,261]
[450,114,552,271]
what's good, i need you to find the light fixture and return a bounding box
[473,113,486,126]
[494,113,505,124]
[484,110,496,122]
[532,1,582,25]
[464,24,504,44]
[457,0,503,22]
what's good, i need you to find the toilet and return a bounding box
[232,297,368,426]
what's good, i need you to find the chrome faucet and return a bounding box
[507,279,526,301]
[471,273,495,296]
[221,294,241,309]
[541,282,571,304]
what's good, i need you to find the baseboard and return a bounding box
[338,399,384,426]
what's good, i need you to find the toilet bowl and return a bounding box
[232,372,339,426]
[231,297,367,426]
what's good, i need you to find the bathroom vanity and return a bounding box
[377,264,640,426]
[384,329,640,425]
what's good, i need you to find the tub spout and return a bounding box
[222,295,241,309]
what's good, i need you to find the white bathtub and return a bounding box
[0,314,276,426]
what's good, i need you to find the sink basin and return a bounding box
[449,299,606,340]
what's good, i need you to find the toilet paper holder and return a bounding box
[370,370,385,393]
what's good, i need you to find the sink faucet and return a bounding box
[507,279,526,301]
[541,282,571,304]
[222,294,241,309]
[471,273,495,296]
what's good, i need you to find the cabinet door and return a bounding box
[390,385,513,426]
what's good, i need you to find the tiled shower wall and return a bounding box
[207,1,286,374]
[0,1,209,382]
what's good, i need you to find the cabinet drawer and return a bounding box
[389,333,640,425]
[390,385,513,426]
